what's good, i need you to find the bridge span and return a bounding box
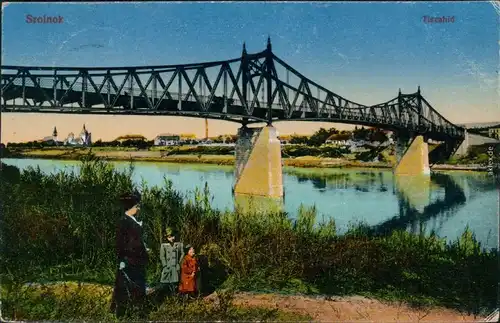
[1,38,467,199]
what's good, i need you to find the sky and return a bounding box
[1,1,499,142]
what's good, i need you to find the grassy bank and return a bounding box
[2,146,493,172]
[3,282,310,321]
[0,156,498,320]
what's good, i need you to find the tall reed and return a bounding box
[0,157,497,316]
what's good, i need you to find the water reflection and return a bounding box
[373,172,467,236]
[282,168,497,245]
[290,169,388,193]
[311,178,327,190]
[394,174,431,212]
[3,158,497,248]
[234,194,284,214]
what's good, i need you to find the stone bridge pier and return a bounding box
[233,125,283,202]
[394,133,431,176]
[393,132,432,211]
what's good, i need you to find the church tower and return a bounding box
[52,126,58,145]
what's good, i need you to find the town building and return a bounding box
[38,126,62,145]
[488,127,500,139]
[325,133,352,146]
[40,136,58,145]
[154,133,181,146]
[64,124,92,146]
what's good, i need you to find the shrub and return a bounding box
[282,145,348,158]
[0,156,497,320]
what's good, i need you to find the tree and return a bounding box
[212,136,224,143]
[290,135,309,145]
[230,135,238,143]
[370,129,388,143]
[308,127,339,146]
[353,127,370,141]
[180,133,197,139]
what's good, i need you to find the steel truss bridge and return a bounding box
[1,38,464,143]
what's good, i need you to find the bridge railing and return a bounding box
[4,77,375,115]
[5,78,303,110]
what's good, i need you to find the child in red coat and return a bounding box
[179,245,198,298]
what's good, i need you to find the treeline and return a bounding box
[5,139,155,149]
[6,141,54,149]
[286,127,389,146]
[157,145,351,158]
[449,143,500,165]
[3,142,354,159]
[164,146,235,156]
[467,126,500,139]
[282,145,350,158]
[5,127,389,150]
[93,139,154,149]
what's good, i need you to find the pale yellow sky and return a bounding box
[2,99,499,143]
[1,113,356,143]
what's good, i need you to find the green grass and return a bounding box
[2,282,311,321]
[0,154,498,320]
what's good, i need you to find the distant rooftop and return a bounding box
[457,122,500,129]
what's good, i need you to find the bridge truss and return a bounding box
[1,38,464,141]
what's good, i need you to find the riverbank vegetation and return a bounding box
[3,144,497,172]
[0,156,497,321]
[4,142,367,158]
[447,143,500,165]
[3,126,499,169]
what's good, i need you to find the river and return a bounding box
[3,158,499,250]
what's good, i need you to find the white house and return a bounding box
[325,139,352,146]
[325,133,353,146]
[154,133,181,146]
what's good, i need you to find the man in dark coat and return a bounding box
[110,191,149,319]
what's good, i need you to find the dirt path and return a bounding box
[224,292,485,322]
[19,283,490,321]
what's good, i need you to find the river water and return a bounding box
[3,158,499,250]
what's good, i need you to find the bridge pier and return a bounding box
[233,125,283,199]
[393,134,432,213]
[454,129,469,156]
[394,134,430,176]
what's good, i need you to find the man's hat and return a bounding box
[165,227,174,237]
[120,190,141,210]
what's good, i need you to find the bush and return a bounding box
[160,145,235,155]
[0,155,497,320]
[282,145,349,158]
